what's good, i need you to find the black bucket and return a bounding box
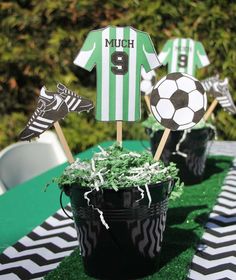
[63,180,174,279]
[146,127,215,185]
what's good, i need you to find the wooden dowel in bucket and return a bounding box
[154,128,171,161]
[116,121,123,146]
[53,121,75,164]
[36,90,75,164]
[204,99,218,121]
[144,95,151,113]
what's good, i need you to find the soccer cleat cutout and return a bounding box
[201,75,236,115]
[201,74,220,92]
[19,87,68,141]
[57,83,94,113]
[213,78,236,115]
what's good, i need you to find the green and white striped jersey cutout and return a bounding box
[74,26,161,121]
[158,38,210,76]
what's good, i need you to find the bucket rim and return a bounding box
[148,126,214,133]
[60,178,174,193]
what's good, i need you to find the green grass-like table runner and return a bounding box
[45,156,233,280]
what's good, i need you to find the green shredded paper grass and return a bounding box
[54,144,183,200]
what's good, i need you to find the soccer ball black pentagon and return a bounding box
[140,67,157,95]
[150,72,207,131]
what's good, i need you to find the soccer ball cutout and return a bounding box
[140,67,156,95]
[150,72,207,130]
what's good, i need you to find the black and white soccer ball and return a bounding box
[150,72,207,130]
[140,67,156,95]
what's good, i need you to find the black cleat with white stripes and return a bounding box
[19,84,94,141]
[19,87,68,141]
[57,83,94,113]
[213,78,236,115]
[202,76,236,115]
[201,75,219,93]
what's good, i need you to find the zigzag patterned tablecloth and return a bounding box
[0,206,77,280]
[188,158,236,280]
[1,158,236,280]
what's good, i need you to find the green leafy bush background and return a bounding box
[0,0,235,153]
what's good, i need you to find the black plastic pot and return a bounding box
[63,180,174,279]
[146,127,215,185]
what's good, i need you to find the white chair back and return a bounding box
[0,132,67,192]
[35,131,67,164]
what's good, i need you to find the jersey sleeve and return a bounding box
[158,39,172,65]
[141,33,161,72]
[196,41,210,69]
[73,31,97,71]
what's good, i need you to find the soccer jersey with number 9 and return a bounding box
[158,38,210,76]
[74,26,161,121]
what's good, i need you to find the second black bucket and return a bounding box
[63,180,174,279]
[147,127,215,185]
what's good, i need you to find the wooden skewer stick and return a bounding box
[116,121,123,146]
[154,128,171,161]
[144,95,151,113]
[53,122,75,164]
[204,99,218,121]
[36,91,75,164]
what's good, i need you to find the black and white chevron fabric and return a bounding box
[0,206,78,280]
[188,158,236,280]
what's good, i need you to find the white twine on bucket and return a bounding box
[84,188,110,229]
[136,186,145,203]
[145,183,152,208]
[84,188,94,205]
[172,129,189,158]
[95,207,109,229]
